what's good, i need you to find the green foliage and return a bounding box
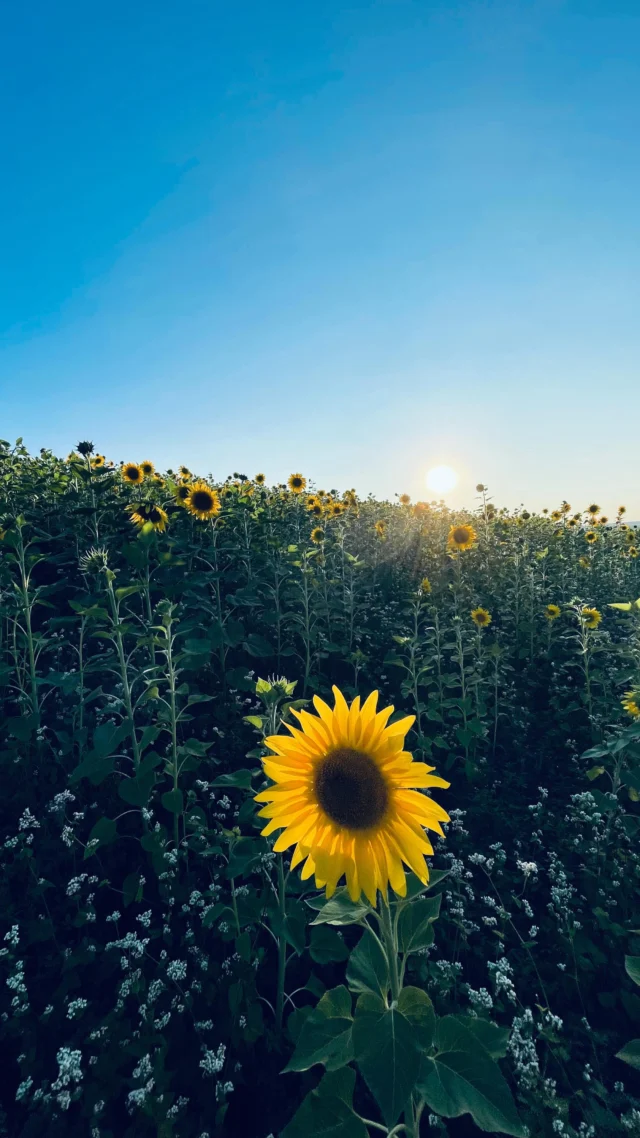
[1,440,640,1137]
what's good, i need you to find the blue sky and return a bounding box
[2,0,639,512]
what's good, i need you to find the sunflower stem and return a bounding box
[275,853,288,1036]
[378,895,401,1005]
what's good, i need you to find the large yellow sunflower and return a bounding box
[585,530,598,544]
[140,460,155,477]
[622,692,640,718]
[127,503,169,532]
[174,483,191,504]
[586,503,600,516]
[447,523,476,552]
[91,454,106,469]
[288,473,307,494]
[471,607,491,628]
[255,687,449,904]
[582,607,602,630]
[184,481,221,520]
[122,462,144,485]
[310,527,325,544]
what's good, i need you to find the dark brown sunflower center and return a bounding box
[191,490,214,511]
[127,467,141,480]
[148,507,162,524]
[452,526,468,544]
[314,748,388,830]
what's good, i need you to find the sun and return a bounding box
[426,465,457,494]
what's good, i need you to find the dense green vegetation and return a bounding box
[1,437,639,1138]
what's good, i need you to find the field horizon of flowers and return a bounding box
[1,436,640,1138]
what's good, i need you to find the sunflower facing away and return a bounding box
[447,523,477,552]
[255,687,450,903]
[122,462,144,485]
[545,603,561,621]
[374,520,386,537]
[471,607,491,628]
[184,481,221,521]
[288,473,307,494]
[622,692,640,718]
[127,503,169,532]
[310,527,325,544]
[582,607,602,630]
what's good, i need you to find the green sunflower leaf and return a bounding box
[283,986,353,1073]
[416,1016,526,1136]
[280,1068,367,1138]
[616,1039,640,1069]
[626,956,640,987]
[346,928,389,998]
[352,992,421,1128]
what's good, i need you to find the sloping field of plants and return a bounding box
[1,438,639,1138]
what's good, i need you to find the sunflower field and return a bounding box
[2,437,640,1138]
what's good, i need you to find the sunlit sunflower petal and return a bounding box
[255,685,448,902]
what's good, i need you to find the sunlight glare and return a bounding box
[426,465,457,494]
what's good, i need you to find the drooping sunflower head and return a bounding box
[545,603,561,621]
[254,473,266,485]
[447,523,477,552]
[343,490,357,508]
[587,503,600,516]
[374,520,386,537]
[174,483,191,504]
[122,462,144,485]
[622,691,640,718]
[578,556,591,570]
[399,494,411,506]
[420,576,432,594]
[628,531,636,544]
[127,503,169,532]
[185,481,221,521]
[561,502,571,514]
[413,501,430,518]
[582,607,602,630]
[471,607,491,628]
[91,454,106,468]
[585,530,598,544]
[140,460,155,477]
[152,474,165,488]
[288,473,307,494]
[310,527,325,544]
[254,686,450,903]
